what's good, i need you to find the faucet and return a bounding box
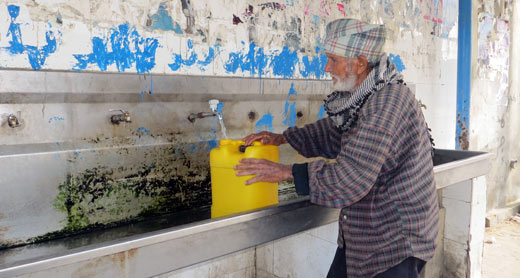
[6,112,22,128]
[109,109,131,125]
[188,99,222,123]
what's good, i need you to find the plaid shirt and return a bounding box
[283,83,439,278]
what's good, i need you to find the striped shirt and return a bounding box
[283,83,439,278]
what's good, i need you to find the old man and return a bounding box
[235,18,439,278]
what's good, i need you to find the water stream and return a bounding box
[217,113,227,139]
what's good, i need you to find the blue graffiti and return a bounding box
[271,46,299,78]
[216,102,224,114]
[389,53,406,72]
[300,47,327,78]
[137,126,151,136]
[318,104,326,120]
[224,43,325,79]
[224,42,269,77]
[283,83,297,127]
[255,112,274,132]
[48,116,65,124]
[288,82,297,96]
[73,24,159,74]
[169,39,217,72]
[4,5,58,70]
[150,4,183,34]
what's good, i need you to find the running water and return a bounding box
[216,113,227,139]
[209,100,228,139]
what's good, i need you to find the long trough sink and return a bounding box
[0,149,493,278]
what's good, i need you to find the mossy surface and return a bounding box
[27,145,212,245]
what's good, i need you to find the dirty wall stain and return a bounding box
[31,146,211,244]
[2,5,58,70]
[149,3,183,34]
[73,24,159,74]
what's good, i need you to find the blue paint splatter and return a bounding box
[255,112,274,132]
[48,116,65,124]
[288,82,297,96]
[283,83,297,127]
[318,104,326,120]
[216,102,224,115]
[150,4,183,34]
[283,102,297,127]
[137,126,151,136]
[389,53,406,72]
[300,47,327,78]
[312,15,320,27]
[73,24,159,73]
[199,42,329,79]
[224,42,269,78]
[271,46,299,78]
[4,5,58,70]
[207,139,218,150]
[169,39,217,72]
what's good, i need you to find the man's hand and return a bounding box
[242,131,287,146]
[234,158,293,185]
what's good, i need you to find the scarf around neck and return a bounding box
[324,54,403,133]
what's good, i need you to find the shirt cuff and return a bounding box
[292,163,310,195]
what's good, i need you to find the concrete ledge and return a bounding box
[486,200,520,227]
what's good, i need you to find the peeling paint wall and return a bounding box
[470,0,520,211]
[0,0,459,146]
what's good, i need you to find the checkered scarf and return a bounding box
[323,18,386,64]
[324,54,403,133]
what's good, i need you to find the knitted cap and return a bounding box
[323,18,386,63]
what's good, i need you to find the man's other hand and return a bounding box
[234,158,293,185]
[242,131,287,146]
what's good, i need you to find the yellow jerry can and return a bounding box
[210,139,279,218]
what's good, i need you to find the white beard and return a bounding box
[332,74,358,92]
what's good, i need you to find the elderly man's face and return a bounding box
[324,53,360,91]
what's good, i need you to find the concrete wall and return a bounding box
[0,0,459,149]
[470,0,520,213]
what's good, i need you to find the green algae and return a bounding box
[28,145,211,245]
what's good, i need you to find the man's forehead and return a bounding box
[325,52,348,60]
[326,53,359,63]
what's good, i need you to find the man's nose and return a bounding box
[324,61,332,73]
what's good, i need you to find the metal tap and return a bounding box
[7,113,21,128]
[109,109,131,125]
[188,112,217,123]
[187,99,222,123]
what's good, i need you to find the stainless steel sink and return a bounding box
[0,149,493,278]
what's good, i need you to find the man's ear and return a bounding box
[354,56,369,75]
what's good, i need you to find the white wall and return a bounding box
[470,0,520,211]
[0,0,459,148]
